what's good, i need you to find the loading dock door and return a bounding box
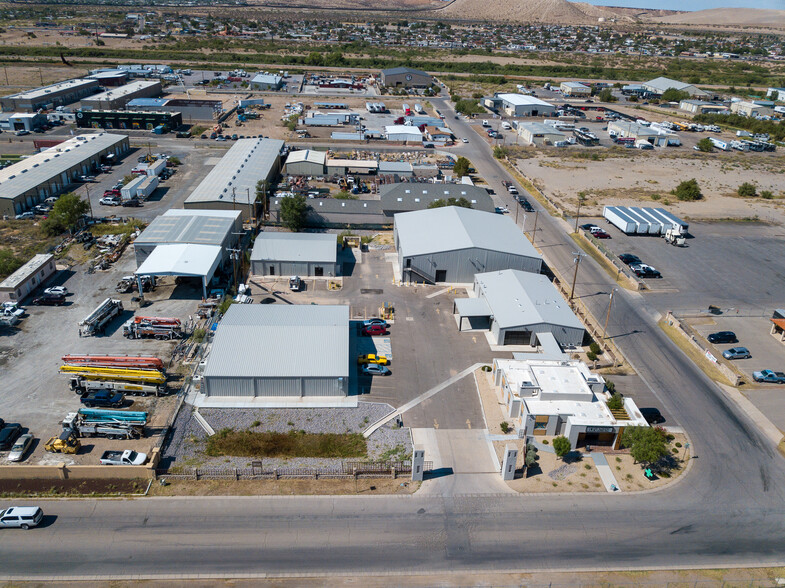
[314,266,324,277]
[435,270,447,282]
[504,330,532,345]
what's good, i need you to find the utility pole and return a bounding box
[531,210,539,246]
[246,187,252,223]
[227,247,241,294]
[602,288,617,340]
[569,252,585,301]
[84,185,93,219]
[232,187,236,211]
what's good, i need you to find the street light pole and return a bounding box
[602,288,617,340]
[531,210,539,246]
[85,185,93,219]
[569,252,585,301]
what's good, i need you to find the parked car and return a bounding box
[639,408,665,425]
[80,391,125,408]
[591,229,611,239]
[362,318,388,328]
[752,370,785,383]
[618,254,641,266]
[723,347,751,360]
[32,293,65,306]
[708,331,737,344]
[629,263,661,278]
[357,354,389,365]
[518,197,534,212]
[122,198,142,208]
[0,424,22,450]
[289,276,302,291]
[79,175,97,183]
[581,224,601,232]
[14,130,30,136]
[7,433,34,462]
[0,506,43,530]
[43,286,68,296]
[14,212,34,220]
[99,197,121,206]
[462,137,469,143]
[362,324,388,336]
[361,364,391,376]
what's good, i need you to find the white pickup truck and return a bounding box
[99,449,148,466]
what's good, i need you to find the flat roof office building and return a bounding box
[1,79,100,112]
[81,80,162,111]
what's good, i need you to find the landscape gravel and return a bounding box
[160,401,411,471]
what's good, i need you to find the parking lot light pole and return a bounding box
[602,288,617,340]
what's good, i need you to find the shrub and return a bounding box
[586,351,597,362]
[542,439,549,445]
[675,442,682,448]
[760,190,774,200]
[673,179,702,202]
[606,393,624,410]
[605,380,616,394]
[696,137,714,152]
[552,436,571,459]
[589,342,601,355]
[191,328,206,343]
[737,182,757,198]
[500,421,510,434]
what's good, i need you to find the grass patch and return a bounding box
[205,429,367,459]
[0,220,61,274]
[89,219,146,236]
[658,320,734,387]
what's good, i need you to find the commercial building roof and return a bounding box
[185,138,284,205]
[2,79,96,101]
[381,66,429,77]
[474,269,583,331]
[0,254,53,290]
[87,69,128,79]
[497,93,553,107]
[385,125,423,137]
[251,232,336,264]
[562,82,591,90]
[83,80,160,103]
[251,73,282,85]
[327,159,378,170]
[517,122,566,136]
[0,133,126,202]
[135,243,222,279]
[643,76,707,96]
[135,209,241,247]
[380,183,494,213]
[608,120,661,138]
[204,305,349,378]
[395,206,541,260]
[378,161,412,174]
[285,149,326,166]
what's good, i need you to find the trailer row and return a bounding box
[603,206,688,236]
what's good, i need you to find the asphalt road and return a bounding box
[2,99,785,579]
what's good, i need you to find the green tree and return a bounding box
[660,88,690,102]
[673,178,702,202]
[737,182,757,198]
[524,444,538,474]
[606,392,623,410]
[696,137,714,152]
[427,197,473,209]
[621,426,668,466]
[552,436,571,460]
[0,249,25,279]
[42,192,90,235]
[454,98,484,116]
[279,194,309,232]
[493,145,509,159]
[598,88,616,102]
[453,156,470,177]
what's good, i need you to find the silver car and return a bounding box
[7,433,33,462]
[722,347,751,360]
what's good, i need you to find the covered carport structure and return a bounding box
[135,244,222,299]
[454,297,492,331]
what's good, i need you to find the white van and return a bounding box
[501,122,512,130]
[482,120,490,127]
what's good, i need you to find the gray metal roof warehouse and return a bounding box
[455,269,584,347]
[133,209,242,265]
[184,138,285,220]
[202,304,349,402]
[250,232,339,277]
[394,206,542,283]
[1,78,100,111]
[380,184,494,215]
[0,133,129,216]
[81,80,162,110]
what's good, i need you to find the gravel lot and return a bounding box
[160,401,411,471]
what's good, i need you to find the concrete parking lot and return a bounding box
[581,218,785,315]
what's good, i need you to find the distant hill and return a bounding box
[443,0,627,23]
[648,7,785,27]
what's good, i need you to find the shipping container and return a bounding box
[603,206,639,234]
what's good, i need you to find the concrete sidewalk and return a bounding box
[590,452,621,493]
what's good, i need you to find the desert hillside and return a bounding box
[443,0,616,23]
[648,7,785,27]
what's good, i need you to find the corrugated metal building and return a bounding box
[394,206,542,284]
[202,305,349,399]
[455,269,584,347]
[380,184,494,216]
[250,73,283,90]
[250,232,339,276]
[283,149,326,176]
[496,94,556,117]
[0,133,129,216]
[81,80,162,110]
[183,138,284,220]
[270,197,386,228]
[0,79,100,112]
[380,67,432,88]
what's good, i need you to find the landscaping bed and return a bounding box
[0,478,147,497]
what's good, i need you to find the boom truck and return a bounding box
[79,298,124,336]
[60,356,166,396]
[62,355,164,371]
[59,365,166,385]
[123,316,183,340]
[62,408,147,440]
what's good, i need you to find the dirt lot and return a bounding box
[516,150,785,223]
[0,477,146,497]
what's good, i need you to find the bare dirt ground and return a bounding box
[148,477,418,496]
[516,151,785,223]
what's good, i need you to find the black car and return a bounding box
[630,263,661,278]
[80,390,125,408]
[708,331,738,344]
[122,198,141,207]
[619,254,642,266]
[0,424,22,450]
[519,197,534,212]
[639,408,665,425]
[32,293,65,306]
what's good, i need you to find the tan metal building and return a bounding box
[0,254,56,302]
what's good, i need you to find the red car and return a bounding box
[362,324,388,336]
[591,229,611,239]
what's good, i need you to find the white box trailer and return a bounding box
[121,176,146,201]
[630,207,663,234]
[146,159,166,177]
[653,207,688,235]
[603,206,639,234]
[135,176,159,200]
[619,207,651,234]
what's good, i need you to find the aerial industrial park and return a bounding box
[0,1,784,584]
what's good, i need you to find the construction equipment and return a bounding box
[79,298,124,337]
[44,430,81,454]
[69,375,163,397]
[62,355,164,371]
[62,409,147,440]
[123,316,183,340]
[59,364,166,385]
